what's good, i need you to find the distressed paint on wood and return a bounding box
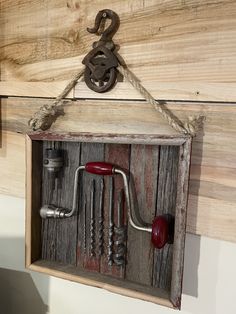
[100,143,130,278]
[27,135,190,308]
[39,140,183,301]
[1,0,236,102]
[55,141,80,265]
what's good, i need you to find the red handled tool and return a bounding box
[40,161,174,249]
[84,162,174,249]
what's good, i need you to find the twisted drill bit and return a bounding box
[90,180,95,257]
[83,198,87,255]
[98,178,104,257]
[114,190,126,266]
[108,177,114,266]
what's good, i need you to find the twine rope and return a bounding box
[118,65,188,135]
[28,68,85,131]
[28,63,203,136]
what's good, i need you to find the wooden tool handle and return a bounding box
[85,162,114,175]
[151,215,174,249]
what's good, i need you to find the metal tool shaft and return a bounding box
[98,179,104,256]
[114,190,126,266]
[108,177,114,266]
[83,198,87,254]
[90,180,95,257]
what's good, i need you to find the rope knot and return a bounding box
[184,115,206,137]
[28,104,59,131]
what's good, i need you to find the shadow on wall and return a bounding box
[182,234,201,297]
[182,119,206,298]
[0,237,49,314]
[0,268,48,314]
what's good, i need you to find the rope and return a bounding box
[118,65,203,136]
[28,68,85,131]
[28,63,203,136]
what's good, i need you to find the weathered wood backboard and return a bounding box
[26,132,191,309]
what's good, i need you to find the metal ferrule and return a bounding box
[40,205,68,218]
[40,165,85,219]
[43,157,63,172]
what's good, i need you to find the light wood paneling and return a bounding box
[0,131,25,198]
[1,98,236,243]
[1,0,236,101]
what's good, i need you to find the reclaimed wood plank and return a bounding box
[126,144,159,285]
[100,144,130,278]
[0,98,177,136]
[55,141,80,265]
[25,136,43,266]
[0,131,25,198]
[1,0,236,102]
[152,146,179,290]
[41,141,58,262]
[170,138,192,308]
[2,81,236,103]
[79,142,105,272]
[0,81,74,98]
[29,260,173,308]
[41,141,80,264]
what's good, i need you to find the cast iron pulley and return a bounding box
[82,9,120,93]
[83,46,118,93]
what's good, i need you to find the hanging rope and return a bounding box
[118,65,188,135]
[28,63,203,136]
[28,68,85,131]
[117,65,203,136]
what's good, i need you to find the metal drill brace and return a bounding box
[82,9,120,93]
[40,162,174,249]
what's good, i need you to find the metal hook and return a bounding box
[87,9,120,43]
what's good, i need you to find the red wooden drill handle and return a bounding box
[85,162,114,175]
[151,215,174,249]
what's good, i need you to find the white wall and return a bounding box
[0,194,235,314]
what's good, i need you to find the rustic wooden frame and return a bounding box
[25,132,192,309]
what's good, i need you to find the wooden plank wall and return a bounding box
[0,0,236,244]
[1,0,236,101]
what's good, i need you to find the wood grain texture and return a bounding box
[41,141,80,264]
[0,131,25,198]
[79,142,105,272]
[153,146,179,290]
[28,260,173,308]
[1,98,235,243]
[1,0,236,101]
[170,138,191,308]
[100,144,130,278]
[126,144,159,285]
